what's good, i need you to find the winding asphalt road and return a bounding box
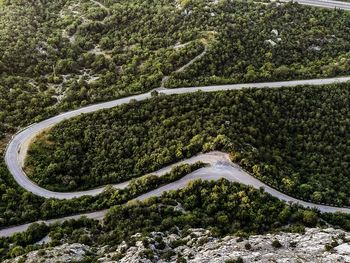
[2,76,350,238]
[6,77,350,200]
[3,0,350,237]
[3,151,350,237]
[282,0,350,11]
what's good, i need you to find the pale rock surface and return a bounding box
[5,243,90,263]
[5,228,350,263]
[99,228,350,263]
[266,39,277,46]
[271,29,279,36]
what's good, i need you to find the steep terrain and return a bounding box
[2,0,350,262]
[25,84,350,208]
[5,228,350,263]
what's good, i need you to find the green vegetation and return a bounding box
[26,83,350,207]
[4,179,350,261]
[0,179,324,261]
[2,1,350,259]
[0,156,203,228]
[2,0,350,224]
[1,0,350,139]
[271,239,283,248]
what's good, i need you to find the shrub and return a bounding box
[271,239,282,248]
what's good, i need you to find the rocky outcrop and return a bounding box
[99,228,350,263]
[5,228,350,263]
[5,243,90,263]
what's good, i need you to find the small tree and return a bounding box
[151,90,159,97]
[272,239,282,248]
[10,246,24,258]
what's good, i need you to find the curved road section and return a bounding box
[2,78,350,236]
[282,0,350,11]
[2,152,350,237]
[2,0,350,240]
[5,77,350,199]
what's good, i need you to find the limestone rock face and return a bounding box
[5,243,90,263]
[5,228,350,263]
[99,228,350,263]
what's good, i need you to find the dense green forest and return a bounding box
[3,180,350,261]
[27,84,350,206]
[2,0,350,258]
[0,180,329,261]
[0,150,204,228]
[1,0,350,139]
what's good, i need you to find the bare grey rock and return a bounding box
[99,228,350,263]
[5,228,350,262]
[5,243,90,263]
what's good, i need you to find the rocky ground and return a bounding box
[5,227,350,263]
